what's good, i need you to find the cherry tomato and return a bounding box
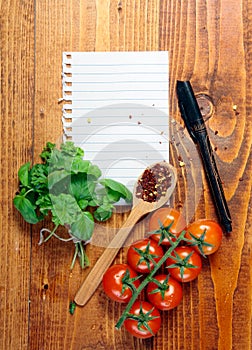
[185,219,223,256]
[148,207,186,245]
[127,238,164,273]
[124,301,161,338]
[102,264,140,303]
[147,274,183,311]
[166,246,202,282]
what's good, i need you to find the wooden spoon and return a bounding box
[74,161,177,306]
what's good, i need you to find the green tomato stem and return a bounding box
[115,230,186,330]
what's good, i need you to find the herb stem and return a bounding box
[78,242,90,269]
[24,188,34,197]
[70,244,79,271]
[115,230,186,330]
[43,225,59,243]
[79,242,85,268]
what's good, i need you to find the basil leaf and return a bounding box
[88,164,102,179]
[106,189,122,203]
[69,174,96,201]
[70,211,94,241]
[99,179,132,203]
[94,203,114,221]
[36,194,52,216]
[77,199,89,210]
[48,170,70,189]
[18,162,30,187]
[60,141,84,157]
[50,194,81,226]
[40,142,55,161]
[88,197,101,207]
[13,195,39,224]
[71,158,90,174]
[48,149,73,172]
[30,164,48,191]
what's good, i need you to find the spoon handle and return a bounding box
[74,203,145,306]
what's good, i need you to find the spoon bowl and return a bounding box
[74,161,177,306]
[132,160,177,210]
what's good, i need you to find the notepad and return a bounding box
[62,51,169,199]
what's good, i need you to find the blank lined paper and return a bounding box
[62,51,169,198]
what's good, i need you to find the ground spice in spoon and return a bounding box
[135,162,172,202]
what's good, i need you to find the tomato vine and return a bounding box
[101,209,223,338]
[115,230,185,330]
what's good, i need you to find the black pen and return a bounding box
[176,80,232,234]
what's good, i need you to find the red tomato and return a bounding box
[147,274,183,311]
[166,246,202,282]
[102,264,140,303]
[127,238,164,273]
[185,219,223,256]
[148,207,186,245]
[124,301,161,338]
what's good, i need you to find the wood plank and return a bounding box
[30,1,162,349]
[0,1,35,349]
[7,0,251,349]
[29,1,84,348]
[160,0,252,349]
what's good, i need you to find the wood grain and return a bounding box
[161,0,252,349]
[0,1,34,349]
[1,0,252,349]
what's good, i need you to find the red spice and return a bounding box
[136,163,172,202]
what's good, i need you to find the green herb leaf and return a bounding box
[106,188,122,203]
[70,158,90,174]
[13,195,40,224]
[60,141,84,158]
[35,194,52,216]
[30,164,48,190]
[77,199,89,210]
[69,300,76,315]
[50,193,81,226]
[18,162,30,187]
[99,178,132,203]
[39,142,55,161]
[88,197,101,207]
[70,211,94,241]
[87,164,102,179]
[94,203,114,221]
[48,169,70,189]
[69,174,96,201]
[48,149,73,172]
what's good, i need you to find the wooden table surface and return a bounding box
[1,1,252,349]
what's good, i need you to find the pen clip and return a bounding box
[176,80,205,144]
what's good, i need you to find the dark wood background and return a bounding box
[1,1,251,349]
